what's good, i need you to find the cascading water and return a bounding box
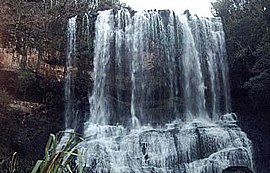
[64,9,254,173]
[180,15,207,119]
[189,17,231,118]
[88,10,115,125]
[64,16,77,129]
[86,9,231,126]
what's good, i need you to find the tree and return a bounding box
[212,0,270,109]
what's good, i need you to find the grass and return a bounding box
[10,152,18,173]
[31,131,84,173]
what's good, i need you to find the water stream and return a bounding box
[63,9,253,173]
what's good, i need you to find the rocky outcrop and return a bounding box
[80,115,254,173]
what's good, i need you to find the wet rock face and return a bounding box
[222,166,253,173]
[81,118,254,173]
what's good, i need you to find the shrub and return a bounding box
[31,132,84,173]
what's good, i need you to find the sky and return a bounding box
[120,0,215,17]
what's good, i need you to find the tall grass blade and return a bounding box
[31,160,44,173]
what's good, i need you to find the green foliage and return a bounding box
[212,0,270,109]
[31,132,84,173]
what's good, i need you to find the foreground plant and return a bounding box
[31,132,84,173]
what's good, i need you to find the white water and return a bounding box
[81,116,254,173]
[87,10,231,126]
[63,9,253,173]
[180,15,207,119]
[64,16,77,129]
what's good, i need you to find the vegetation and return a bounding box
[0,104,63,173]
[0,0,269,172]
[0,1,123,172]
[211,0,270,110]
[212,1,270,172]
[31,132,83,173]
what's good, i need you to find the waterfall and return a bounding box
[64,16,77,129]
[87,10,231,126]
[189,17,231,119]
[63,9,253,173]
[87,10,115,125]
[180,15,207,119]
